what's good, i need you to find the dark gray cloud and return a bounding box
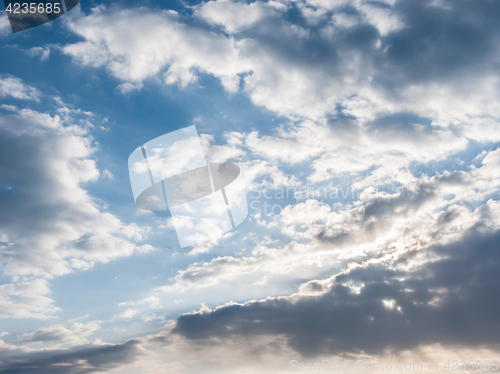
[0,340,140,374]
[382,0,500,85]
[173,226,500,357]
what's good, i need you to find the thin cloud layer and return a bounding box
[0,12,10,36]
[0,75,40,101]
[3,227,500,372]
[0,340,141,374]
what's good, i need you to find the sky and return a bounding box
[1,0,500,372]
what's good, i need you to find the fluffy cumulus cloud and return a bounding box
[0,75,40,101]
[1,0,500,372]
[0,279,59,319]
[0,77,152,321]
[0,339,142,373]
[156,151,500,294]
[62,0,500,121]
[194,0,286,33]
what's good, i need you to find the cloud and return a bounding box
[172,227,500,357]
[117,81,144,94]
[0,79,154,319]
[157,145,500,293]
[0,101,151,279]
[59,1,500,197]
[0,75,40,101]
[119,309,138,319]
[25,46,51,61]
[0,279,59,319]
[58,0,500,346]
[2,0,500,371]
[0,11,10,36]
[63,6,251,92]
[194,0,285,33]
[0,340,141,374]
[236,114,471,186]
[18,321,100,347]
[61,0,500,123]
[0,321,293,374]
[1,182,500,368]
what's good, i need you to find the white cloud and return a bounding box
[25,46,51,61]
[357,2,404,36]
[0,104,152,279]
[63,6,251,92]
[119,309,138,319]
[0,279,60,319]
[156,151,500,293]
[194,0,285,33]
[0,76,40,101]
[119,295,160,308]
[199,133,245,163]
[117,81,144,94]
[56,8,500,351]
[60,1,500,125]
[0,11,10,36]
[18,321,100,347]
[2,0,500,369]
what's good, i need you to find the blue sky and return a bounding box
[1,0,500,372]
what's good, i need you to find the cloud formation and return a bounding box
[173,227,500,357]
[0,75,40,101]
[0,12,10,36]
[1,0,500,372]
[18,321,100,347]
[0,339,141,374]
[0,279,59,319]
[62,0,500,122]
[0,78,152,320]
[0,103,149,279]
